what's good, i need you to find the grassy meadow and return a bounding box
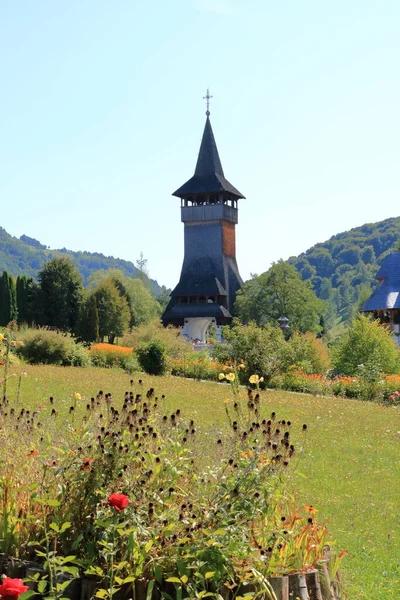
[2,365,400,599]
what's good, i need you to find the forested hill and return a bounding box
[287,216,400,326]
[0,227,165,296]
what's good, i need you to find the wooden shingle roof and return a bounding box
[171,257,227,297]
[172,115,245,199]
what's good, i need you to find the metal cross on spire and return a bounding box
[203,88,213,116]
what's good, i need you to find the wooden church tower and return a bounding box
[162,93,245,342]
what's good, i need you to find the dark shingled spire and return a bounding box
[172,115,245,199]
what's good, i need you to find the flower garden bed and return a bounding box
[270,369,400,404]
[88,344,136,371]
[0,370,347,600]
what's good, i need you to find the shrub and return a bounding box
[16,328,90,366]
[136,340,168,375]
[332,314,400,375]
[281,332,330,374]
[212,320,286,384]
[63,339,91,367]
[121,319,188,359]
[170,351,221,380]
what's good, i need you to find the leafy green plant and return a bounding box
[332,314,400,375]
[280,332,330,375]
[212,321,286,385]
[121,318,187,359]
[30,525,80,600]
[16,329,89,367]
[136,340,169,375]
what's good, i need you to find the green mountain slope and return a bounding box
[287,216,400,326]
[0,227,166,297]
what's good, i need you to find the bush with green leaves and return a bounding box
[16,328,90,366]
[280,332,331,375]
[212,320,286,384]
[170,350,220,381]
[332,314,400,375]
[136,340,169,375]
[121,318,188,358]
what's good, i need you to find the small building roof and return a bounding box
[172,114,245,199]
[360,252,400,311]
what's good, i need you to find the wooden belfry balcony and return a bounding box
[181,203,238,224]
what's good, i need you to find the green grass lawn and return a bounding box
[4,365,400,599]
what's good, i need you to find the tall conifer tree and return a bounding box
[0,271,18,326]
[16,275,36,325]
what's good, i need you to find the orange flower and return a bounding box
[304,504,318,515]
[27,449,39,457]
[89,343,133,355]
[241,451,254,459]
[81,458,94,471]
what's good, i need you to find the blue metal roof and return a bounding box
[360,253,400,311]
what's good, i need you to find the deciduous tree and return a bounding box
[90,280,130,343]
[235,261,324,334]
[36,257,83,332]
[88,269,160,327]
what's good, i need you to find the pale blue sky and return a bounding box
[1,1,399,288]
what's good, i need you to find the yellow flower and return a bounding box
[0,334,4,341]
[225,373,235,382]
[74,392,82,401]
[259,377,264,383]
[218,373,226,380]
[249,374,259,384]
[17,340,24,346]
[238,363,245,370]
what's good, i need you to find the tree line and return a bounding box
[0,256,164,343]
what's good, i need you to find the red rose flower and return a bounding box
[109,493,130,511]
[0,577,29,600]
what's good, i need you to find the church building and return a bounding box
[360,252,400,341]
[162,96,245,343]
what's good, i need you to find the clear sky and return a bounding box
[1,0,400,289]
